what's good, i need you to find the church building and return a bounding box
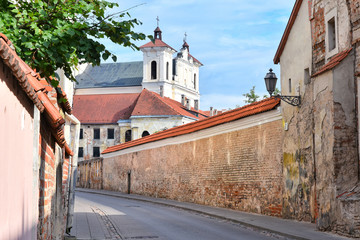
[72,23,207,161]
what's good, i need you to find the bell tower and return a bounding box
[139,17,176,96]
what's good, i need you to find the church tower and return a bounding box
[139,20,176,98]
[139,19,203,108]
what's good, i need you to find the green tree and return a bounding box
[0,0,151,84]
[263,87,281,99]
[243,86,260,104]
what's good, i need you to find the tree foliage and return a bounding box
[263,87,281,99]
[0,0,151,84]
[243,86,281,105]
[243,86,260,104]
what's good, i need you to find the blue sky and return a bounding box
[103,0,295,110]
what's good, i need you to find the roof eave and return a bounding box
[273,0,303,64]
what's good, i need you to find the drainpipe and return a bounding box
[65,113,80,234]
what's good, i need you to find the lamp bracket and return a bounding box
[274,95,301,107]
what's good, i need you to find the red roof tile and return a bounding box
[139,39,176,52]
[312,48,352,77]
[73,89,207,123]
[0,33,73,155]
[156,93,208,120]
[131,89,182,117]
[274,0,303,64]
[102,97,281,154]
[73,93,140,124]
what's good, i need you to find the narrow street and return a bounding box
[70,191,287,240]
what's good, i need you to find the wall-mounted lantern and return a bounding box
[264,69,301,107]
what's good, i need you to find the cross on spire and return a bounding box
[156,16,160,27]
[183,32,187,43]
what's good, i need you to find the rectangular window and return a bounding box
[80,128,83,139]
[328,17,336,51]
[93,147,100,157]
[288,78,292,93]
[108,128,114,139]
[78,147,83,158]
[304,68,310,85]
[94,128,100,139]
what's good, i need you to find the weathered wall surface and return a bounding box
[278,0,316,222]
[38,117,72,239]
[279,0,359,237]
[102,112,284,217]
[77,158,103,189]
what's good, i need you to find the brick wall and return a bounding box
[38,116,71,239]
[102,113,284,217]
[311,1,326,72]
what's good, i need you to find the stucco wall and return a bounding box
[278,0,315,222]
[79,124,120,160]
[130,116,187,139]
[278,1,359,237]
[0,59,35,239]
[102,110,284,216]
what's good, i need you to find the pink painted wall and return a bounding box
[0,59,35,239]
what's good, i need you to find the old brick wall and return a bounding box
[311,0,326,71]
[103,115,284,217]
[77,158,103,189]
[38,117,71,239]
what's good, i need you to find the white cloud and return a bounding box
[101,0,293,108]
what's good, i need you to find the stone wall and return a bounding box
[102,111,284,217]
[77,158,103,189]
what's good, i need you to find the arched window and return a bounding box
[151,61,157,79]
[194,73,196,89]
[125,130,132,142]
[142,131,150,137]
[166,62,169,80]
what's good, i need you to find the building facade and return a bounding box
[73,89,208,161]
[72,25,207,161]
[75,25,202,109]
[274,0,360,237]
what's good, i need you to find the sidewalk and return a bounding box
[75,188,350,240]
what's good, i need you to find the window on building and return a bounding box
[328,17,336,51]
[94,128,100,139]
[166,62,169,80]
[194,74,196,89]
[125,130,132,142]
[108,128,114,139]
[304,68,310,85]
[80,128,83,139]
[78,147,83,158]
[288,78,292,93]
[93,147,100,157]
[325,8,338,58]
[142,131,150,137]
[151,61,157,79]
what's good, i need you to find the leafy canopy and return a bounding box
[243,86,260,104]
[242,86,281,104]
[0,0,151,83]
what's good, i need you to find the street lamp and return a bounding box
[264,68,301,107]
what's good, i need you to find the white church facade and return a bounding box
[74,25,203,109]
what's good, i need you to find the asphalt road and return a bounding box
[70,191,290,240]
